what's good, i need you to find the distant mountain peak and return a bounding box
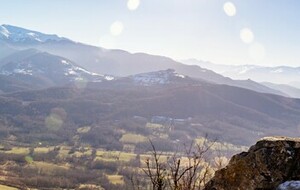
[0,24,69,43]
[130,69,187,86]
[0,49,112,86]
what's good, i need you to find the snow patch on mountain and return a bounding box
[0,25,10,38]
[0,52,113,84]
[61,60,70,65]
[175,73,185,78]
[132,69,186,86]
[14,68,33,75]
[105,76,115,81]
[271,68,284,73]
[238,68,251,74]
[64,65,105,79]
[0,24,68,43]
[233,65,258,74]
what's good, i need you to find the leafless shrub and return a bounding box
[132,137,217,190]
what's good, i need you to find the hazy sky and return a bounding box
[1,0,300,66]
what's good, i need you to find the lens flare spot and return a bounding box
[223,2,236,17]
[45,108,67,131]
[110,21,124,36]
[249,42,266,62]
[74,78,88,90]
[127,0,140,11]
[240,28,254,44]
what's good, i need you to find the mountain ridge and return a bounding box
[0,24,69,44]
[0,24,287,97]
[2,69,300,146]
[183,58,300,88]
[0,49,112,92]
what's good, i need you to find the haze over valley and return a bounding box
[1,1,300,189]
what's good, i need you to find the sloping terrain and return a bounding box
[0,24,284,96]
[0,49,111,92]
[262,82,300,99]
[183,59,300,88]
[1,70,300,147]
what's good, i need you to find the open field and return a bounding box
[1,147,29,155]
[106,175,125,185]
[0,123,247,190]
[77,126,91,134]
[95,150,136,162]
[145,123,164,129]
[34,147,54,153]
[0,185,18,190]
[120,133,147,144]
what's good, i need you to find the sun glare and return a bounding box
[110,21,124,36]
[127,0,140,11]
[240,28,254,44]
[223,2,236,17]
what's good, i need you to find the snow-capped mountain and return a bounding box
[0,24,69,44]
[0,25,288,96]
[0,49,113,90]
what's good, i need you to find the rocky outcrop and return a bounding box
[205,137,300,190]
